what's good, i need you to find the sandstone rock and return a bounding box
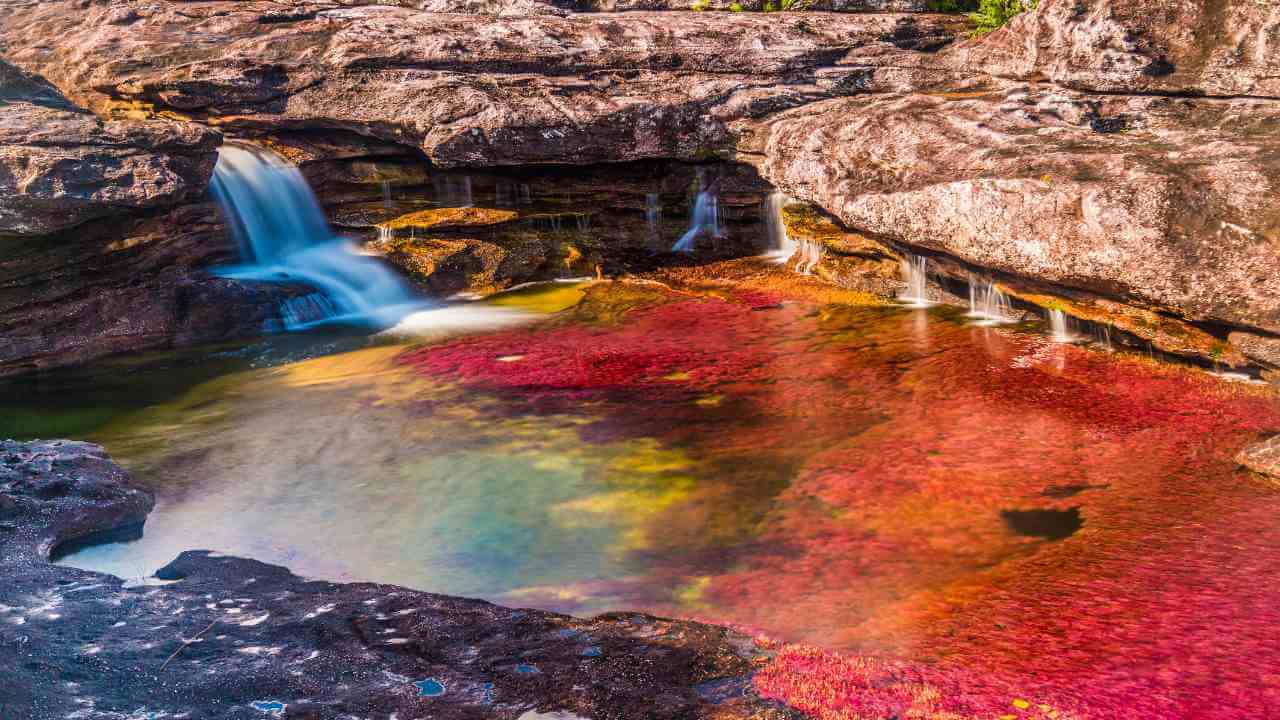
[0,439,796,719]
[0,203,311,377]
[0,2,963,167]
[1238,435,1280,482]
[0,60,220,236]
[946,0,1280,99]
[753,86,1280,337]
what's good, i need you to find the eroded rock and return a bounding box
[0,60,219,236]
[753,87,1280,339]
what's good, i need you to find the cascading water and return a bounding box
[966,276,1014,325]
[796,238,824,276]
[381,180,392,209]
[898,254,933,307]
[645,193,663,249]
[1047,308,1079,342]
[764,191,798,264]
[672,191,720,252]
[210,144,426,330]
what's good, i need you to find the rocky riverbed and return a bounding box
[0,439,795,719]
[3,0,1278,378]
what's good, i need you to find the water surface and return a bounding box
[11,274,1280,718]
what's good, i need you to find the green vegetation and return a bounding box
[729,1,745,9]
[926,0,977,11]
[968,0,1038,34]
[691,0,709,9]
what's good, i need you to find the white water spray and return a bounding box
[1047,309,1080,343]
[381,180,392,209]
[966,276,1014,325]
[764,191,798,264]
[672,191,720,252]
[897,254,933,307]
[210,144,426,330]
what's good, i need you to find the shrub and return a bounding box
[926,0,977,11]
[691,0,709,9]
[729,1,745,9]
[969,0,1038,34]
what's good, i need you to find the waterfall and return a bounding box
[795,237,824,276]
[519,183,532,205]
[377,225,394,243]
[210,144,425,330]
[433,175,473,207]
[897,254,933,307]
[576,214,591,232]
[1047,308,1079,342]
[645,193,662,249]
[381,180,392,209]
[1095,324,1113,351]
[672,191,720,252]
[764,191,798,264]
[966,276,1013,324]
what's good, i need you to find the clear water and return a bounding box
[7,272,1280,718]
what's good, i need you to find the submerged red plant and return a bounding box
[401,287,1280,719]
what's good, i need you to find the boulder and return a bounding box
[945,0,1280,99]
[0,60,219,236]
[0,1,964,166]
[752,85,1280,339]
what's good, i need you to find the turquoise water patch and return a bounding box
[250,700,287,716]
[413,678,446,697]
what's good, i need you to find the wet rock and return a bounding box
[753,87,1280,341]
[0,439,797,719]
[0,60,219,236]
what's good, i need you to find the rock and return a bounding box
[0,60,220,236]
[753,86,1280,337]
[0,439,796,719]
[945,0,1280,99]
[1238,435,1280,482]
[0,2,964,167]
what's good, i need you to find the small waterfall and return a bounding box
[381,180,392,209]
[1095,324,1113,351]
[519,183,532,205]
[377,225,394,243]
[672,191,720,253]
[575,214,591,232]
[897,254,933,307]
[764,191,798,264]
[645,193,662,249]
[433,175,473,207]
[795,237,824,276]
[278,293,339,329]
[210,144,425,330]
[1047,308,1079,342]
[966,276,1014,324]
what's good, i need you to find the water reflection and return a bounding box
[33,279,1280,718]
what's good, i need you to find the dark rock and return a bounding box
[0,439,796,719]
